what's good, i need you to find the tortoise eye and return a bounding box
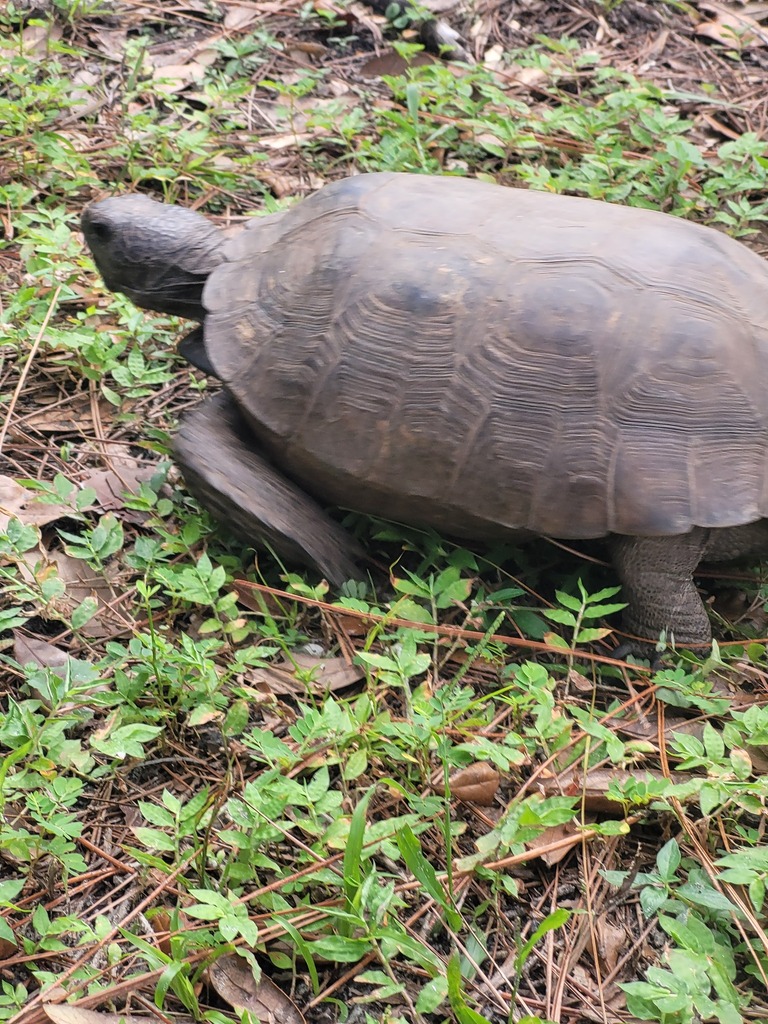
[88,220,112,243]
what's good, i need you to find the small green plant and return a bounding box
[542,580,626,649]
[606,840,746,1024]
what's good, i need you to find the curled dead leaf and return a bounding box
[44,1004,172,1024]
[695,3,765,46]
[224,3,263,30]
[18,391,114,434]
[13,633,71,672]
[247,653,364,696]
[447,762,500,805]
[540,766,691,813]
[208,952,305,1024]
[595,916,630,973]
[81,456,157,512]
[524,821,582,866]
[0,476,70,530]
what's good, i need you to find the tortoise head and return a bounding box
[81,194,227,319]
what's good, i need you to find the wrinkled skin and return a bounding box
[81,174,768,653]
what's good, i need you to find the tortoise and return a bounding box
[81,171,768,651]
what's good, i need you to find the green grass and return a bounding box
[2,3,768,1023]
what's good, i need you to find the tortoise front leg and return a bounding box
[174,392,365,585]
[610,530,710,652]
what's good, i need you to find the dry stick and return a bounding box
[238,580,654,669]
[0,285,61,457]
[10,847,201,1024]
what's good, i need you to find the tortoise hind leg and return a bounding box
[174,392,365,585]
[610,530,710,652]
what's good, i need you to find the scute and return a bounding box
[200,172,768,540]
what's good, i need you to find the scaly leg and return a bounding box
[174,392,365,585]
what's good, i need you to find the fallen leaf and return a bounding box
[248,653,364,695]
[88,26,129,61]
[696,3,766,46]
[0,476,70,530]
[360,49,436,77]
[540,767,692,813]
[254,167,325,199]
[420,0,460,12]
[18,391,114,434]
[285,38,327,58]
[48,548,130,638]
[483,43,504,69]
[16,20,63,57]
[11,541,130,640]
[80,456,157,511]
[208,953,305,1024]
[152,61,208,93]
[447,762,500,805]
[259,130,320,150]
[508,64,549,89]
[595,917,629,973]
[524,821,582,865]
[712,587,768,632]
[44,1006,174,1024]
[13,633,71,671]
[566,667,594,693]
[224,3,263,30]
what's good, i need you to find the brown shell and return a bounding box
[201,172,768,540]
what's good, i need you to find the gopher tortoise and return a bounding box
[82,172,768,651]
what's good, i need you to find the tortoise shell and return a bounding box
[201,172,768,541]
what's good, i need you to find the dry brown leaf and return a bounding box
[13,633,71,671]
[696,2,766,45]
[285,38,327,57]
[88,26,129,60]
[208,952,305,1024]
[540,766,691,813]
[254,167,325,199]
[48,549,129,638]
[224,3,264,30]
[472,131,505,154]
[566,667,594,693]
[44,1005,171,1024]
[148,907,195,956]
[248,652,364,695]
[0,476,70,530]
[447,762,500,805]
[712,587,768,632]
[507,64,549,89]
[595,917,630,973]
[81,456,156,511]
[66,69,104,116]
[259,130,321,150]
[19,392,114,434]
[420,0,460,12]
[360,49,436,77]
[17,20,63,56]
[521,820,582,865]
[152,61,208,93]
[483,43,504,69]
[11,540,129,639]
